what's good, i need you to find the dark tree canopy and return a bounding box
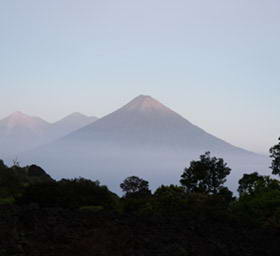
[238,172,280,197]
[217,187,234,203]
[0,160,7,169]
[180,152,231,194]
[120,176,151,197]
[0,160,54,200]
[28,165,48,177]
[270,137,280,176]
[154,185,186,199]
[18,178,118,209]
[27,165,53,183]
[238,172,264,196]
[0,166,22,198]
[153,185,188,214]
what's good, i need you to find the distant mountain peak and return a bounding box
[56,112,98,123]
[9,111,28,118]
[56,112,88,122]
[121,95,173,113]
[0,111,50,130]
[45,112,98,141]
[11,111,24,115]
[67,112,87,118]
[5,111,34,126]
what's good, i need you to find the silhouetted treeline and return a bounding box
[1,138,280,255]
[0,160,53,204]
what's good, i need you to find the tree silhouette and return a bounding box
[238,172,280,197]
[0,160,7,169]
[120,176,151,197]
[270,137,280,176]
[180,152,231,194]
[238,172,264,196]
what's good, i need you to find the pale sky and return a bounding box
[0,0,280,154]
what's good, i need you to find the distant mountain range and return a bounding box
[17,95,270,193]
[0,111,98,158]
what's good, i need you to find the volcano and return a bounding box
[20,96,269,192]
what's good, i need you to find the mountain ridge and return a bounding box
[45,112,98,142]
[0,111,98,158]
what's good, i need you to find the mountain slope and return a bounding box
[66,95,247,153]
[21,96,270,192]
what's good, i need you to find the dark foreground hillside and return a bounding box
[1,139,280,256]
[0,205,280,256]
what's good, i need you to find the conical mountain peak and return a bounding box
[9,111,28,118]
[67,112,87,118]
[0,111,50,130]
[4,111,33,125]
[121,95,173,113]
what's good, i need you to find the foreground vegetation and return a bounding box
[1,138,280,255]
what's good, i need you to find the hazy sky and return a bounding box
[0,0,280,154]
